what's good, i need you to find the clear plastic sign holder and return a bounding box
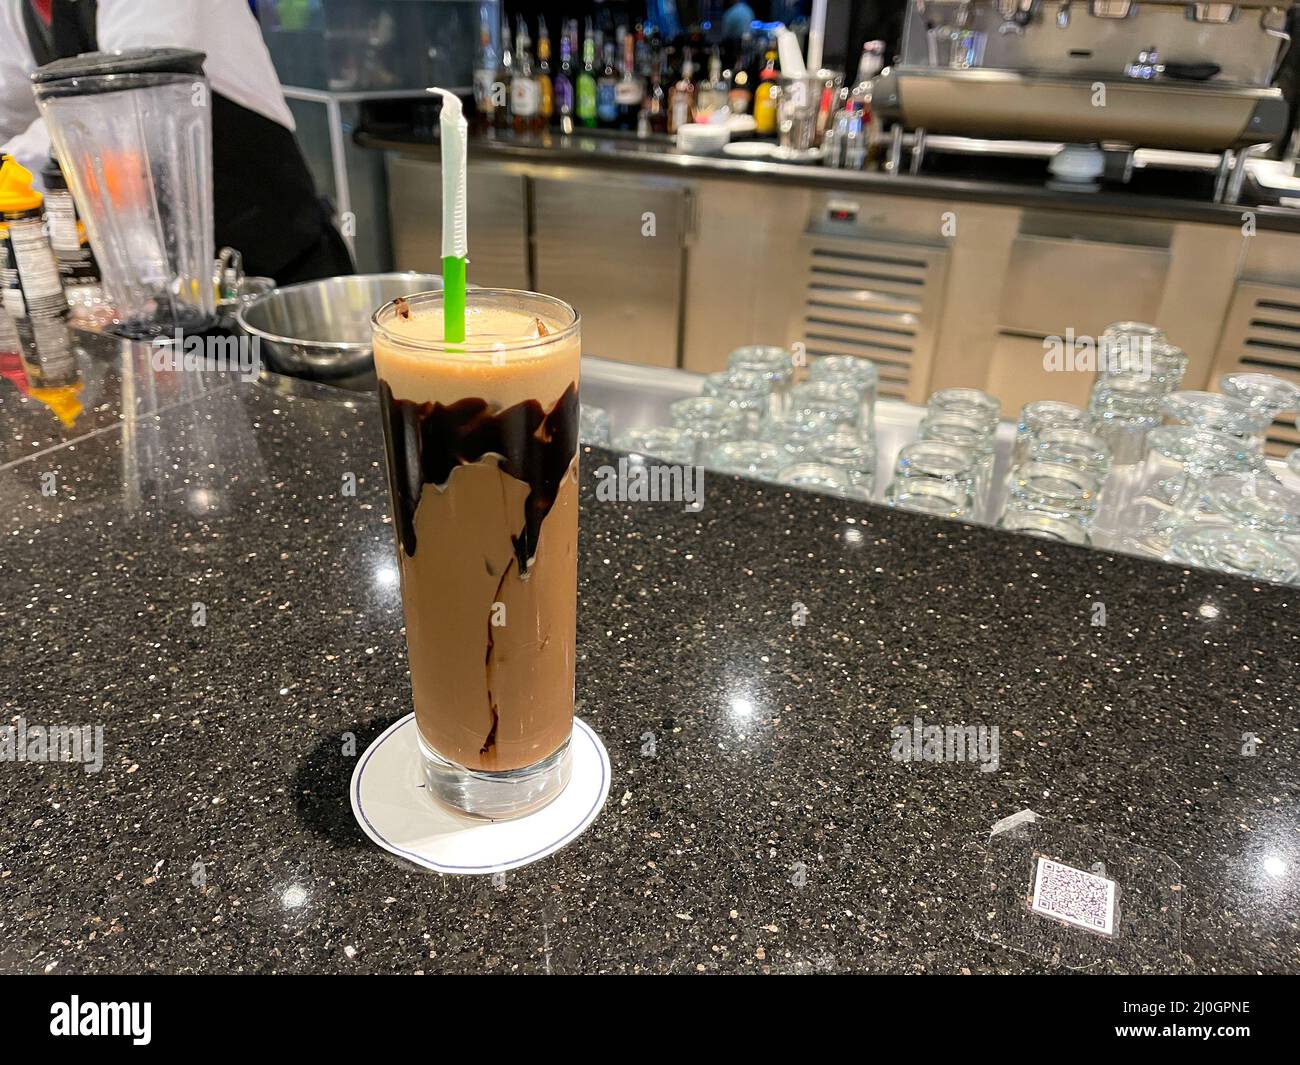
[975,809,1184,971]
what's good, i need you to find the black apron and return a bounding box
[24,0,353,283]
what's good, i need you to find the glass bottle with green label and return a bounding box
[577,21,598,129]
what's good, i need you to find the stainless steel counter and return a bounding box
[377,138,1300,459]
[360,130,1300,234]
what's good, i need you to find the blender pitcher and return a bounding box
[33,48,216,339]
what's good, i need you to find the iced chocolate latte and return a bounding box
[372,289,580,819]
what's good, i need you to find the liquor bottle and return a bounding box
[642,26,661,79]
[577,21,598,129]
[695,48,728,120]
[493,14,513,132]
[847,41,887,163]
[511,18,541,134]
[640,57,668,136]
[635,23,651,80]
[746,33,768,102]
[847,40,886,112]
[668,49,697,134]
[555,19,577,133]
[753,50,780,136]
[728,32,754,115]
[615,29,645,130]
[472,15,498,132]
[596,40,619,128]
[855,41,887,90]
[536,17,554,129]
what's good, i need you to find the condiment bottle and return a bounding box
[42,154,108,323]
[0,158,68,323]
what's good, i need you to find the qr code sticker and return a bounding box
[1030,857,1116,936]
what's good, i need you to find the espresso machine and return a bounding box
[872,0,1296,200]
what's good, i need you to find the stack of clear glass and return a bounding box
[759,352,879,500]
[1088,322,1187,466]
[595,348,880,501]
[884,387,1000,522]
[1140,371,1300,582]
[996,399,1109,545]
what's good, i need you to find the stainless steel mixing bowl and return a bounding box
[236,273,441,379]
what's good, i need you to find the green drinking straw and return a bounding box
[429,87,468,344]
[442,255,466,343]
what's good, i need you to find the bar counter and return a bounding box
[359,128,1300,234]
[1,345,1297,974]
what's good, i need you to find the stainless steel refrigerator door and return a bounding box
[386,154,530,289]
[532,169,688,368]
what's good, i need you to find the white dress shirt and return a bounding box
[0,0,295,180]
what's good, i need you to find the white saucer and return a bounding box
[723,140,775,159]
[350,715,610,876]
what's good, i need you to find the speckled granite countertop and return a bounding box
[1,341,1296,974]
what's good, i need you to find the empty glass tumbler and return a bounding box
[808,355,879,426]
[1218,372,1300,422]
[705,439,786,480]
[1097,335,1188,394]
[918,410,996,511]
[1089,378,1164,466]
[789,380,866,431]
[777,462,868,500]
[759,409,837,460]
[727,346,795,414]
[926,387,1000,434]
[1168,525,1299,585]
[670,396,749,461]
[885,476,974,520]
[580,404,611,445]
[1007,461,1101,525]
[808,429,876,497]
[1098,321,1169,380]
[1014,400,1090,466]
[1027,427,1112,483]
[702,369,775,430]
[886,440,978,520]
[998,506,1091,546]
[612,425,697,464]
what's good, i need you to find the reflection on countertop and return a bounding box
[0,323,241,468]
[0,350,1297,973]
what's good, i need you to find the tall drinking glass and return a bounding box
[372,289,581,819]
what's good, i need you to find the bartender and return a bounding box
[0,0,353,284]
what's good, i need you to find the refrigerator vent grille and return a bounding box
[800,235,950,404]
[1212,283,1300,456]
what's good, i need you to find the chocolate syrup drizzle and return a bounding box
[379,381,578,574]
[380,381,578,757]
